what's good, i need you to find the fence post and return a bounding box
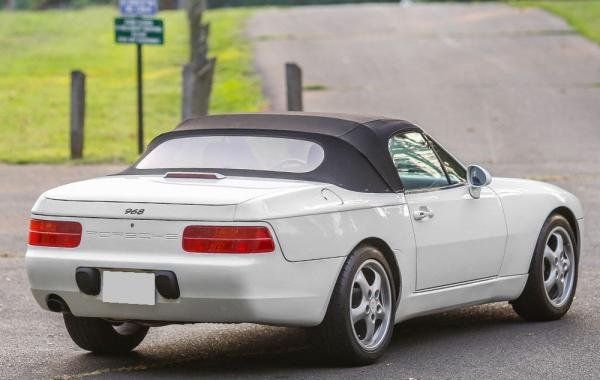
[70,70,85,159]
[286,62,303,111]
[181,57,216,120]
[181,0,216,120]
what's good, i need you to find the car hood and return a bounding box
[489,177,583,220]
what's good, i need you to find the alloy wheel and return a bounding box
[543,226,575,307]
[349,259,393,351]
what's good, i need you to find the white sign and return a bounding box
[119,0,158,16]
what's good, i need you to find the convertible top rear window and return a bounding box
[122,113,424,193]
[136,136,325,173]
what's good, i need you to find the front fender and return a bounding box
[490,178,583,276]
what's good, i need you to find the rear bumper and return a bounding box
[26,247,344,327]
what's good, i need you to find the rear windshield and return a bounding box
[136,135,325,173]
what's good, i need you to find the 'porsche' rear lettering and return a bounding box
[86,231,178,240]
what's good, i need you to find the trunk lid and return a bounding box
[33,175,322,221]
[43,175,311,205]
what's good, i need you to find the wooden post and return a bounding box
[187,0,207,63]
[181,0,216,119]
[286,62,303,111]
[70,70,85,159]
[182,57,216,119]
[182,63,195,120]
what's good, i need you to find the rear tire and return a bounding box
[63,313,149,354]
[309,245,397,365]
[511,214,578,321]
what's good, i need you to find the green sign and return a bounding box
[115,17,164,45]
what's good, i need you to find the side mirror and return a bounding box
[467,165,492,199]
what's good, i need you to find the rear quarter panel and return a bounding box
[269,206,411,262]
[237,186,414,262]
[239,186,418,309]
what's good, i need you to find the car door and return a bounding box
[388,132,507,290]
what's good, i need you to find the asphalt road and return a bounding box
[2,3,600,379]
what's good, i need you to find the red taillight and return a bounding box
[29,219,82,248]
[182,226,275,254]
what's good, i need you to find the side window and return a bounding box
[428,139,467,185]
[388,132,449,191]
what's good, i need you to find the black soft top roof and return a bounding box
[176,112,413,138]
[124,113,421,193]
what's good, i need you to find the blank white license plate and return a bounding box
[102,271,155,305]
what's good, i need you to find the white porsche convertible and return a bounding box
[26,113,583,364]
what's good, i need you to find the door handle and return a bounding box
[413,207,434,221]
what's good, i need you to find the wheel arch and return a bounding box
[319,236,402,326]
[355,237,402,302]
[551,206,580,251]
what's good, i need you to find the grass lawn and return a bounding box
[514,1,600,44]
[0,7,265,163]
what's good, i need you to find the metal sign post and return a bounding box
[136,43,143,155]
[115,0,163,154]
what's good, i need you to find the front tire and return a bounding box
[63,313,149,354]
[309,245,397,365]
[511,214,578,321]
